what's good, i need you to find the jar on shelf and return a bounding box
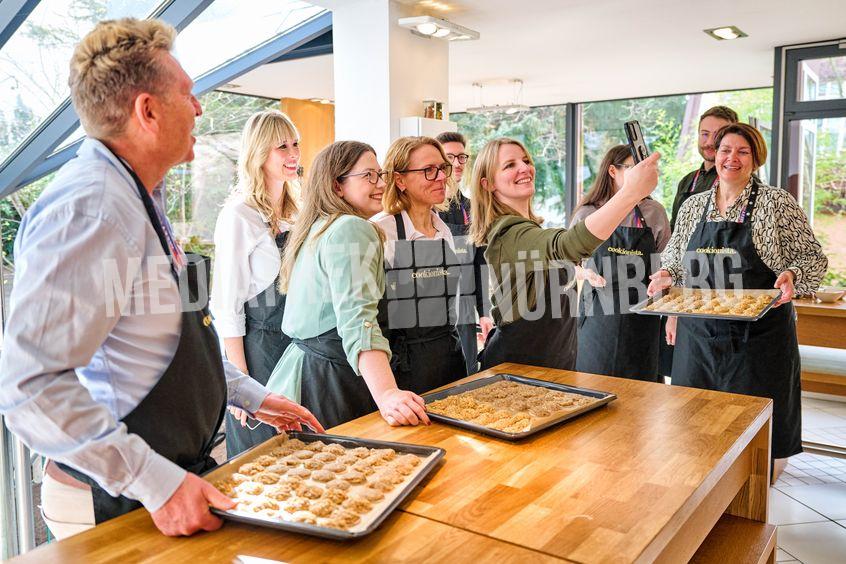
[423,100,436,119]
[434,101,444,120]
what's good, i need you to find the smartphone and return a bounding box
[624,120,650,163]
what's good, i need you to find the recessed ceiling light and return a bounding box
[222,83,241,89]
[704,25,748,41]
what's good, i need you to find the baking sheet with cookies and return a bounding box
[630,287,782,321]
[421,374,617,441]
[203,432,444,540]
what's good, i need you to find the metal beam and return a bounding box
[0,0,40,51]
[9,10,333,192]
[0,0,215,198]
[269,29,332,63]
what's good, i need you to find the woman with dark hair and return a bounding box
[649,123,827,468]
[570,145,670,381]
[435,131,493,374]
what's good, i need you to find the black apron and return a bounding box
[671,179,802,459]
[576,206,661,381]
[439,195,488,375]
[59,158,227,524]
[479,265,577,371]
[295,327,379,430]
[383,214,467,394]
[225,230,291,456]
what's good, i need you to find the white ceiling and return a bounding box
[221,0,846,111]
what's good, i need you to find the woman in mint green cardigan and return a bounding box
[267,141,430,429]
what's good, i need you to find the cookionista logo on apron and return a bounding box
[683,248,745,289]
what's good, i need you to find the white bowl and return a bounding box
[816,287,846,303]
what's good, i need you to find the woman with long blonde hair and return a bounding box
[266,141,430,428]
[211,109,301,455]
[371,136,468,392]
[470,137,660,370]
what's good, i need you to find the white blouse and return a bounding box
[371,209,455,263]
[211,197,291,338]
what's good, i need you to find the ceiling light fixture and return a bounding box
[398,15,480,41]
[465,80,529,114]
[704,25,748,41]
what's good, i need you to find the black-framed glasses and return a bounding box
[614,163,634,170]
[395,163,452,181]
[445,153,469,164]
[338,170,389,184]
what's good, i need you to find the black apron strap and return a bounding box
[634,204,648,229]
[394,213,407,240]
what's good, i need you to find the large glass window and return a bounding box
[798,56,846,102]
[164,91,279,254]
[453,106,568,226]
[581,88,773,212]
[174,0,323,79]
[0,0,165,164]
[787,117,846,287]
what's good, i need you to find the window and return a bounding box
[581,88,773,212]
[165,91,280,255]
[0,0,165,164]
[453,105,568,226]
[798,55,846,102]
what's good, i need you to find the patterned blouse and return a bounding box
[661,180,828,295]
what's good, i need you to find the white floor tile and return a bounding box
[776,547,800,562]
[778,483,846,520]
[803,408,846,429]
[777,521,846,564]
[770,488,828,525]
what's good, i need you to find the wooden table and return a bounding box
[793,297,846,350]
[13,364,774,563]
[793,297,846,396]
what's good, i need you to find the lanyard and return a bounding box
[689,167,719,194]
[108,150,185,280]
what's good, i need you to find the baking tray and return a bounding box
[630,287,781,322]
[421,373,616,440]
[203,431,444,540]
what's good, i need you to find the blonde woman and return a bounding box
[266,141,430,429]
[211,110,301,455]
[469,137,659,370]
[372,137,468,393]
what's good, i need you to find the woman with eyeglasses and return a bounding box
[266,141,430,429]
[569,145,670,381]
[210,110,302,455]
[372,136,468,394]
[469,137,660,371]
[435,131,494,375]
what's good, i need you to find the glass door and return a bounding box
[775,40,846,455]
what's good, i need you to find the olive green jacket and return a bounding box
[484,215,603,325]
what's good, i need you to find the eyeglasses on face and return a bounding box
[395,162,453,181]
[614,163,634,170]
[338,170,389,184]
[445,153,469,164]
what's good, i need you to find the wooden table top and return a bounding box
[331,363,772,562]
[793,297,846,318]
[14,364,772,563]
[13,503,564,563]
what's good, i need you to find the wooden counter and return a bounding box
[13,364,774,563]
[793,297,846,350]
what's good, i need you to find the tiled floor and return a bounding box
[772,396,846,563]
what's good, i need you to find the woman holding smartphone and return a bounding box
[267,141,430,429]
[469,137,659,370]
